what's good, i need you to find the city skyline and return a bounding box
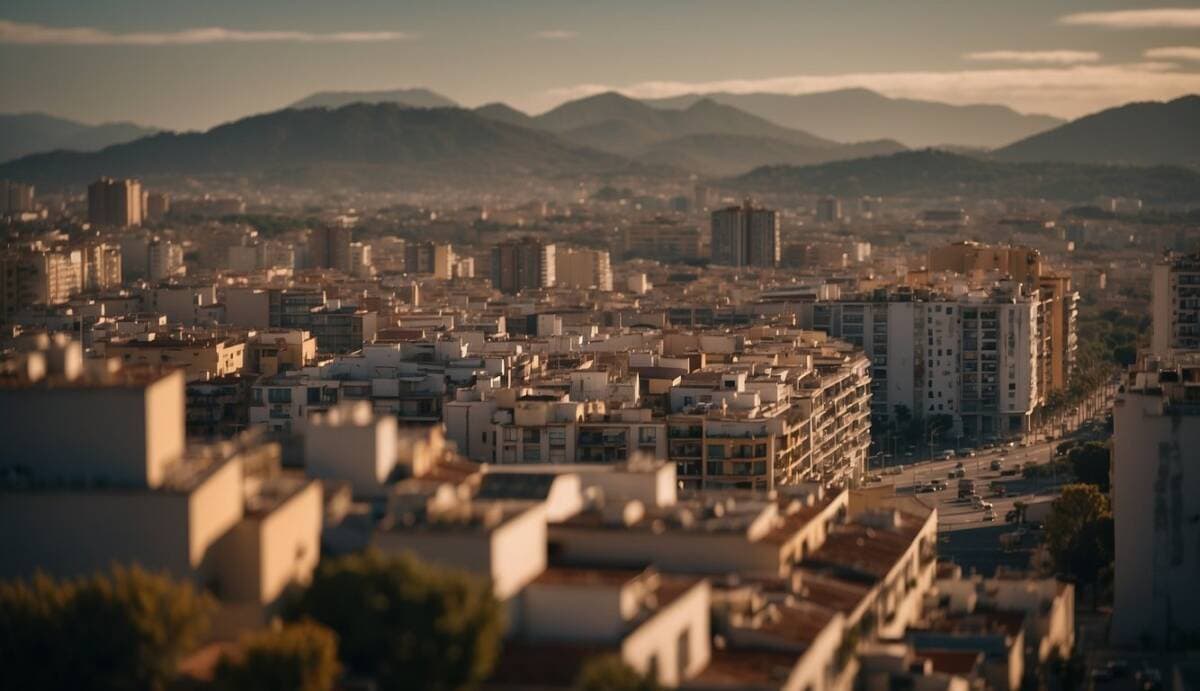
[2,1,1200,129]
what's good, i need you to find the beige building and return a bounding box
[1150,251,1200,356]
[0,246,81,319]
[927,242,1042,286]
[623,218,703,262]
[103,334,246,380]
[0,338,322,634]
[555,247,613,291]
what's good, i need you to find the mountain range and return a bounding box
[641,89,1064,149]
[731,149,1200,205]
[0,113,158,164]
[470,91,906,175]
[0,104,627,188]
[993,95,1200,167]
[289,88,457,110]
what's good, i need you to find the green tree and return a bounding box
[0,565,211,691]
[1045,484,1114,585]
[574,655,663,691]
[215,620,340,691]
[290,551,503,691]
[1067,441,1111,491]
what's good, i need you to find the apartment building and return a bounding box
[0,246,81,319]
[0,337,322,634]
[622,217,704,262]
[102,334,247,380]
[1150,251,1200,356]
[1,179,35,214]
[928,242,1042,285]
[555,247,613,291]
[87,177,143,227]
[711,200,779,268]
[492,237,556,294]
[1111,353,1200,647]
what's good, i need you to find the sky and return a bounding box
[2,1,1200,131]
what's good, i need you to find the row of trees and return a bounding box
[0,553,655,691]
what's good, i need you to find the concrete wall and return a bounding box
[0,370,185,488]
[621,580,711,687]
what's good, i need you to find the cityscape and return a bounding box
[1,2,1199,690]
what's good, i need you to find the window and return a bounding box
[522,428,541,444]
[706,461,723,476]
[638,427,658,445]
[707,444,725,459]
[503,427,518,442]
[307,387,321,404]
[268,388,291,403]
[523,446,541,462]
[252,388,263,404]
[549,428,566,446]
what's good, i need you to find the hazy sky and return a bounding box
[3,1,1200,130]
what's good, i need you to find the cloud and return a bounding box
[1058,8,1200,29]
[1145,46,1200,61]
[0,19,415,46]
[538,63,1200,119]
[964,50,1101,65]
[534,29,578,40]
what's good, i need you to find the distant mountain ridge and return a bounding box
[993,95,1200,166]
[0,103,628,188]
[642,89,1064,149]
[289,88,457,110]
[731,149,1200,204]
[0,113,159,164]
[471,91,904,174]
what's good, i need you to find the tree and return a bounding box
[1045,484,1114,585]
[574,655,663,691]
[1067,442,1111,491]
[0,565,211,691]
[289,551,503,691]
[215,620,340,691]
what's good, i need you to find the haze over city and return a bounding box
[1,3,1198,691]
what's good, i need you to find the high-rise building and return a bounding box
[815,196,842,223]
[0,247,82,319]
[79,241,122,291]
[405,241,454,279]
[87,177,143,227]
[1151,251,1200,356]
[144,191,171,221]
[491,238,555,294]
[308,225,353,272]
[147,238,184,281]
[1111,354,1200,647]
[710,200,778,268]
[1,180,35,215]
[555,248,612,291]
[622,218,703,262]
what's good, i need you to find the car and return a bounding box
[884,465,903,475]
[954,461,964,469]
[999,448,1010,457]
[866,474,883,483]
[1000,468,1019,477]
[929,480,948,491]
[915,483,936,494]
[982,508,996,521]
[990,460,1002,471]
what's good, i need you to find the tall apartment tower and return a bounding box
[491,238,555,295]
[87,177,143,227]
[816,196,842,223]
[406,241,454,279]
[710,200,779,268]
[1,180,35,215]
[1151,251,1200,356]
[308,226,353,272]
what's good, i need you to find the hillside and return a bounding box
[474,92,901,174]
[993,95,1200,166]
[732,149,1200,204]
[289,88,457,110]
[643,89,1064,149]
[532,92,836,153]
[637,134,905,177]
[0,113,158,163]
[0,103,629,188]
